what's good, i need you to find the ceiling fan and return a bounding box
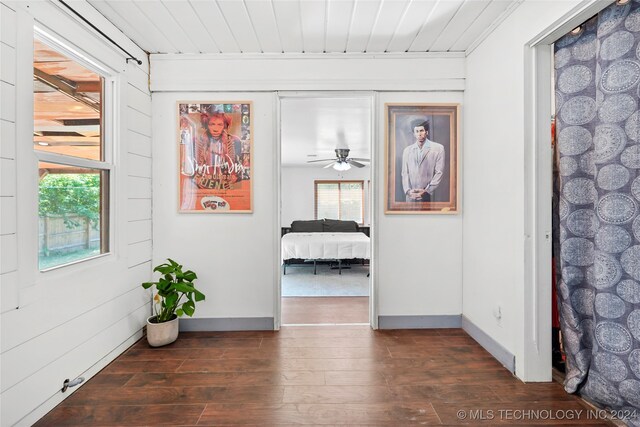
[307,148,370,171]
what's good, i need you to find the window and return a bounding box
[34,36,111,271]
[314,181,364,224]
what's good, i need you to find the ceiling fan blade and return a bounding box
[348,160,366,168]
[307,158,335,163]
[349,157,370,162]
[323,162,336,168]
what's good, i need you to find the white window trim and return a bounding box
[34,28,117,273]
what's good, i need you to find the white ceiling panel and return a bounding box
[345,0,382,53]
[244,0,283,53]
[87,0,522,55]
[450,0,515,51]
[216,0,262,53]
[133,0,198,53]
[162,1,219,53]
[272,0,304,53]
[325,0,355,53]
[189,0,241,53]
[300,0,327,53]
[385,0,437,53]
[430,0,491,51]
[88,1,162,52]
[281,97,371,167]
[366,0,410,53]
[409,0,464,51]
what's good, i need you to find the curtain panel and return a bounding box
[554,1,640,421]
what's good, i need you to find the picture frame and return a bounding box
[177,101,253,213]
[385,103,459,214]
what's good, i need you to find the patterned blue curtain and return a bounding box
[554,1,640,422]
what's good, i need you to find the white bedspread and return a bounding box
[282,232,370,260]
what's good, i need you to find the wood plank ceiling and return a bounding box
[87,0,521,54]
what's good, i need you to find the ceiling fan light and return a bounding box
[333,161,351,171]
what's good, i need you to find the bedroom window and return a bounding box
[34,35,111,271]
[314,180,364,224]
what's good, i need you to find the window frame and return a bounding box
[34,29,116,273]
[314,180,365,224]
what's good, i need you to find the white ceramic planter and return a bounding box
[146,315,179,347]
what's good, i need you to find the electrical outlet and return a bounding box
[493,304,503,326]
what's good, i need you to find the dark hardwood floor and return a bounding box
[282,297,369,324]
[36,326,613,426]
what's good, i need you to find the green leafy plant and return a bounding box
[142,259,206,323]
[39,173,101,228]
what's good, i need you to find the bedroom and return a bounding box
[279,95,373,325]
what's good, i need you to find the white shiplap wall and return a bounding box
[1,2,18,314]
[0,1,152,425]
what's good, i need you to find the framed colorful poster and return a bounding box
[178,102,253,213]
[385,103,459,214]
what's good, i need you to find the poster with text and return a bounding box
[178,102,253,213]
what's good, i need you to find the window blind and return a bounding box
[314,181,364,223]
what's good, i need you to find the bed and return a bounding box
[281,219,370,275]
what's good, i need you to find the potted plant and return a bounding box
[142,258,205,347]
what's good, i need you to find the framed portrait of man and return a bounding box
[385,103,459,214]
[177,102,253,213]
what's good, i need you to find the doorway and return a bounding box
[524,1,611,381]
[276,93,375,326]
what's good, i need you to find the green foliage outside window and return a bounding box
[39,173,101,228]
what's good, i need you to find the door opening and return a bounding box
[276,93,375,327]
[524,0,611,381]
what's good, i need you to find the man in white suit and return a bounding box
[401,119,445,202]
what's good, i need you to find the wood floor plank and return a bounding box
[280,358,381,371]
[222,386,287,403]
[102,359,185,373]
[388,384,500,403]
[259,337,381,349]
[489,382,579,402]
[61,386,285,406]
[125,371,326,387]
[197,402,440,425]
[376,356,500,371]
[323,370,388,386]
[281,297,369,324]
[36,324,617,426]
[61,386,226,406]
[223,346,390,359]
[276,326,374,338]
[282,385,394,404]
[162,337,263,349]
[410,335,479,346]
[34,404,205,426]
[178,358,279,373]
[122,347,225,360]
[386,344,493,358]
[383,367,516,386]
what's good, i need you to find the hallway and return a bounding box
[35,326,611,426]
